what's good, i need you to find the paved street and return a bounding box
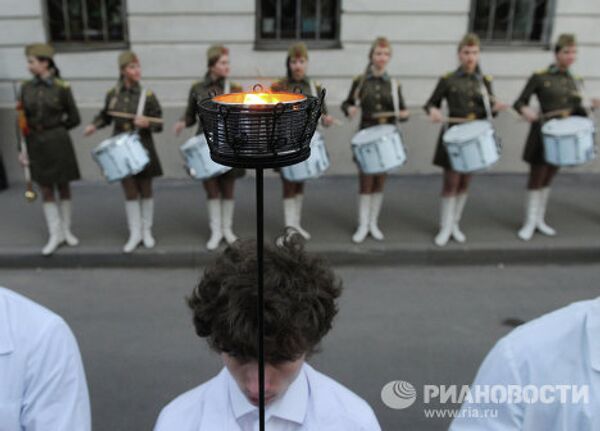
[1,264,598,431]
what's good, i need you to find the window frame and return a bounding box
[254,0,342,51]
[468,0,557,49]
[41,0,130,52]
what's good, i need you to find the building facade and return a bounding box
[1,0,599,182]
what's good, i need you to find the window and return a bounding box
[45,0,128,50]
[256,0,341,49]
[469,0,556,46]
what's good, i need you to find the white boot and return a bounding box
[451,193,468,243]
[59,200,79,246]
[123,200,142,253]
[369,192,384,241]
[42,202,65,256]
[283,197,297,231]
[141,198,156,248]
[434,197,456,247]
[352,194,372,243]
[206,199,223,251]
[518,190,541,241]
[294,194,311,240]
[537,187,556,236]
[221,199,238,245]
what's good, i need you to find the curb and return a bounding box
[1,243,599,268]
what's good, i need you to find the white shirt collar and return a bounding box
[0,291,14,355]
[227,363,309,425]
[586,297,600,372]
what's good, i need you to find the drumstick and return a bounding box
[370,110,427,120]
[107,111,164,124]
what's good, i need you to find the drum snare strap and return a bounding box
[478,76,493,122]
[391,78,400,123]
[136,87,147,118]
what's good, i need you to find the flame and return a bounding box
[213,91,306,105]
[242,93,282,105]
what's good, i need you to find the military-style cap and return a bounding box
[288,42,308,59]
[555,33,576,50]
[207,45,229,64]
[25,43,54,58]
[369,37,392,58]
[458,33,481,51]
[118,51,139,68]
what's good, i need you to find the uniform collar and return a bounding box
[287,75,310,86]
[366,67,390,81]
[204,73,225,88]
[227,364,309,425]
[33,75,54,87]
[455,65,482,79]
[0,290,15,355]
[548,63,571,76]
[586,297,600,372]
[119,80,141,93]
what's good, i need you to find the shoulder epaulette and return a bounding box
[443,71,454,79]
[146,89,154,97]
[534,68,548,75]
[484,74,493,82]
[55,78,70,88]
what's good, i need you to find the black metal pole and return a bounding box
[256,167,266,431]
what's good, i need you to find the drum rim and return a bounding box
[542,117,595,135]
[443,120,494,143]
[351,124,399,145]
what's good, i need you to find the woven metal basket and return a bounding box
[197,84,325,168]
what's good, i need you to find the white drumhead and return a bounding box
[443,120,493,143]
[351,125,398,146]
[181,134,208,150]
[542,116,594,136]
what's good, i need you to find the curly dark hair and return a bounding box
[187,235,342,363]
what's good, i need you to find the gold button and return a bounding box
[544,81,551,87]
[123,123,131,131]
[376,104,382,109]
[378,118,386,124]
[468,101,475,107]
[375,85,380,90]
[375,94,381,99]
[467,113,476,120]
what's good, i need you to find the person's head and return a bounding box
[118,51,141,83]
[188,235,342,405]
[554,33,577,69]
[25,44,59,78]
[369,37,392,71]
[286,42,309,81]
[457,33,481,72]
[207,45,230,79]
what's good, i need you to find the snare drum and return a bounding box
[92,132,150,182]
[542,116,596,166]
[281,131,329,182]
[351,125,406,174]
[442,120,500,173]
[180,134,232,180]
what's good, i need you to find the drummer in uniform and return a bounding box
[424,33,508,247]
[84,51,163,253]
[18,43,82,256]
[341,37,409,243]
[271,42,335,240]
[513,34,600,241]
[174,45,245,251]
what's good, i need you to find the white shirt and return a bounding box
[154,363,381,430]
[0,287,91,431]
[450,297,600,431]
